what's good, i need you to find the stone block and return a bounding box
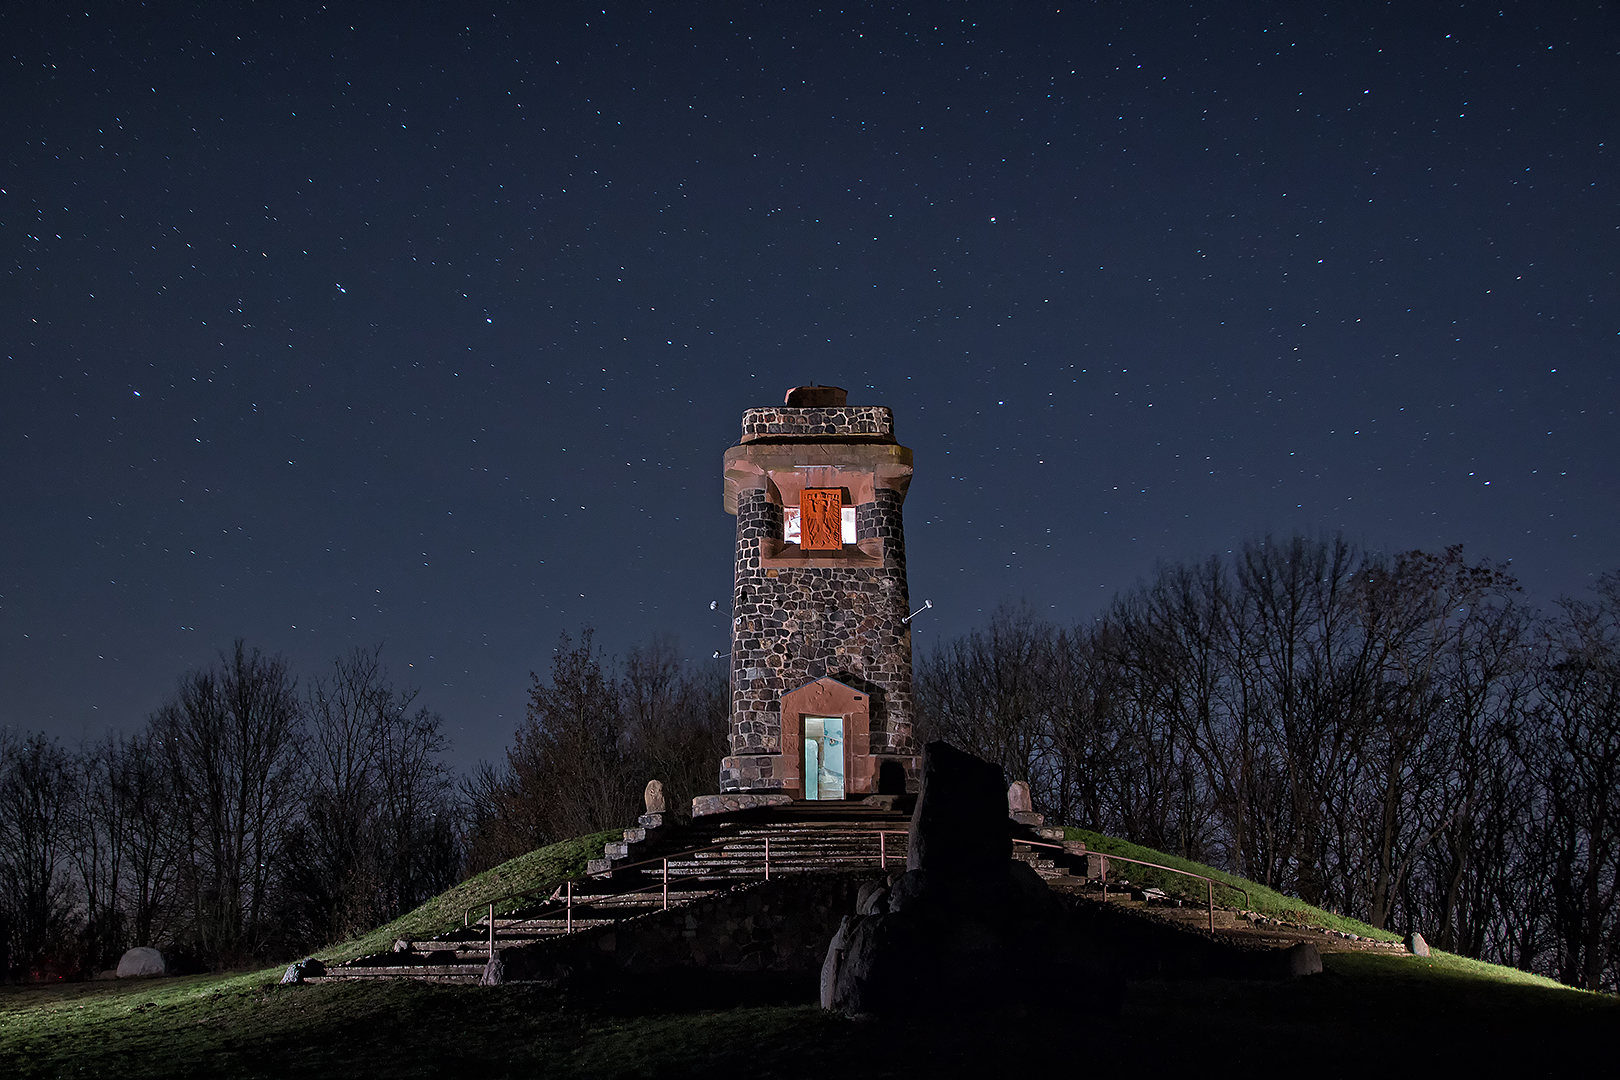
[692,792,794,818]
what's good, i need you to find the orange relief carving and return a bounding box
[800,489,843,550]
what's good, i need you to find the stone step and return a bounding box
[324,964,485,978]
[312,965,482,984]
[327,812,969,984]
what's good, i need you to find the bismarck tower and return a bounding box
[719,385,920,799]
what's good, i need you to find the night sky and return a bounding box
[5,3,1616,770]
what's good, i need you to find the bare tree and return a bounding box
[156,640,302,966]
[65,734,130,970]
[464,629,727,874]
[623,637,728,824]
[1534,573,1620,991]
[916,603,1055,801]
[118,727,180,950]
[505,629,635,843]
[0,732,78,977]
[279,646,459,944]
[372,701,457,920]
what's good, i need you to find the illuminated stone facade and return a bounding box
[719,385,920,796]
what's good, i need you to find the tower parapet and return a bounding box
[720,385,919,797]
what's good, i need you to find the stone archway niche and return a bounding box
[778,677,875,799]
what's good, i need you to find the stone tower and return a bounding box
[719,385,920,798]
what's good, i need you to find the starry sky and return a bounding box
[4,2,1616,770]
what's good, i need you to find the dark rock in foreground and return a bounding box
[823,741,1121,1015]
[905,740,1010,877]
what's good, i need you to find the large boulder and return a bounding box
[906,741,1009,877]
[116,947,167,979]
[825,742,1120,1016]
[1278,942,1323,977]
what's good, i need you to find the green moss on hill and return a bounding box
[320,830,620,963]
[1064,828,1406,941]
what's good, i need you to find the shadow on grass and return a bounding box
[3,950,1612,1078]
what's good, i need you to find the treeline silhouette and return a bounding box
[0,634,726,980]
[459,630,728,873]
[5,536,1616,994]
[0,643,459,979]
[917,536,1620,993]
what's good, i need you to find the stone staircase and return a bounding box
[318,799,1018,984]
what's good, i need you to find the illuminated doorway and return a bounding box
[803,716,845,800]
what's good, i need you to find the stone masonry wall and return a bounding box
[725,485,915,791]
[739,405,893,442]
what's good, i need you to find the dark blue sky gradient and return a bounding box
[4,2,1616,769]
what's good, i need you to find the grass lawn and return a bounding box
[1066,828,1406,940]
[3,830,1611,1078]
[3,952,1609,1078]
[319,830,619,963]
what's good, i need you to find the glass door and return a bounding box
[803,716,845,800]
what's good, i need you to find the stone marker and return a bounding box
[279,957,326,984]
[116,946,166,979]
[825,741,1121,1016]
[1007,780,1034,813]
[1007,780,1045,826]
[906,741,1008,877]
[1406,931,1430,957]
[644,779,666,814]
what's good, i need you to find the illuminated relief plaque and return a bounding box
[799,488,844,551]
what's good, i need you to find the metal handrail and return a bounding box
[464,827,912,932]
[1014,838,1251,932]
[462,826,1254,944]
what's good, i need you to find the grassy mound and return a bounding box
[1,828,1609,1078]
[321,830,620,963]
[1063,828,1402,940]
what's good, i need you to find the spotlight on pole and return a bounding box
[903,599,934,625]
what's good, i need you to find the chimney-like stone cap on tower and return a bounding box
[738,385,895,444]
[784,384,847,407]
